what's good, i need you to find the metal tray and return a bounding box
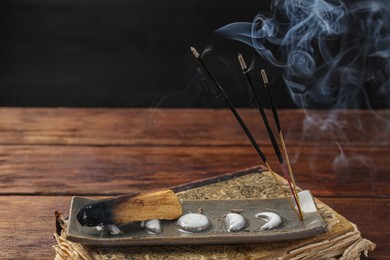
[66,190,326,246]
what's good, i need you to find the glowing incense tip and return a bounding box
[237,53,247,71]
[261,69,269,85]
[190,47,200,58]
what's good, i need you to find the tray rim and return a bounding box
[66,191,327,246]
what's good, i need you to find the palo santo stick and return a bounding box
[77,190,183,226]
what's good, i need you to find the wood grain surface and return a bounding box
[0,108,388,259]
[0,108,388,146]
[0,145,388,196]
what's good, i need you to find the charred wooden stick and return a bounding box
[261,69,303,220]
[77,190,183,226]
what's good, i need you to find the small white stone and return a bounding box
[141,219,161,234]
[96,225,104,232]
[177,213,210,232]
[225,213,246,232]
[96,224,122,235]
[106,224,122,235]
[255,212,282,230]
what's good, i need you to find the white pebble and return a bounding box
[96,225,104,232]
[141,219,161,234]
[177,213,210,232]
[96,224,122,235]
[255,212,282,230]
[225,213,246,232]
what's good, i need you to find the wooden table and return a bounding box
[0,108,388,259]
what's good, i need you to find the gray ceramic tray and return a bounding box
[67,190,326,246]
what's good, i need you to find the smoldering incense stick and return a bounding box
[238,54,283,164]
[261,69,303,220]
[191,47,302,219]
[238,54,301,220]
[190,47,267,163]
[261,70,280,131]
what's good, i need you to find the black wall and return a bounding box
[2,0,388,108]
[1,0,298,108]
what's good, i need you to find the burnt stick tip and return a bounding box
[190,47,200,58]
[237,53,248,71]
[261,69,269,85]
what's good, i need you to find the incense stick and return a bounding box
[191,47,303,219]
[238,54,302,220]
[190,47,267,163]
[238,54,283,164]
[191,47,302,220]
[261,69,303,220]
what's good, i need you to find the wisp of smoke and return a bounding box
[216,0,390,109]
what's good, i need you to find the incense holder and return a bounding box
[66,190,326,246]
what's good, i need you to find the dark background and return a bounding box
[3,0,388,109]
[0,0,298,108]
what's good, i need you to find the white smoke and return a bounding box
[212,0,389,186]
[216,0,390,109]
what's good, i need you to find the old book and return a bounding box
[53,166,375,259]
